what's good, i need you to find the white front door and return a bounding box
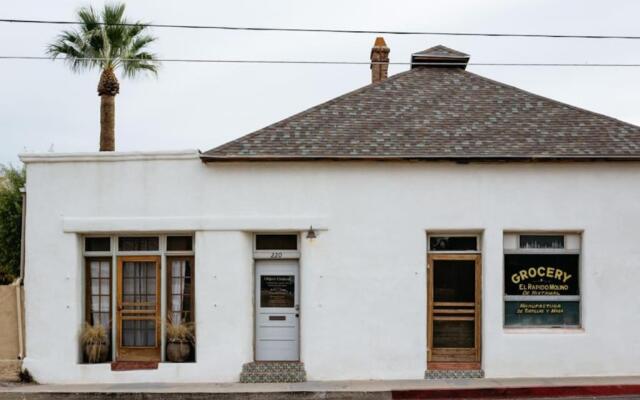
[255,260,300,361]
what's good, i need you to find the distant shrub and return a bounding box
[0,165,25,284]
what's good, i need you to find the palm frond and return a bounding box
[128,34,156,55]
[76,6,100,35]
[46,30,101,72]
[121,52,159,78]
[102,3,126,26]
[47,2,159,78]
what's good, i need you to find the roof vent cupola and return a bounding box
[410,45,470,69]
[370,37,390,83]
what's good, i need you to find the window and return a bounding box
[84,257,112,362]
[83,234,195,363]
[167,257,194,324]
[167,236,193,251]
[118,236,159,251]
[85,237,110,252]
[85,258,112,328]
[519,235,564,249]
[255,234,298,250]
[260,275,295,308]
[504,233,581,328]
[428,235,479,252]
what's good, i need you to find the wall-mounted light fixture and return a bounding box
[306,225,317,240]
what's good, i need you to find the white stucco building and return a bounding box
[19,43,640,384]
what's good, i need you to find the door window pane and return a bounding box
[122,262,157,302]
[433,260,475,302]
[260,275,295,307]
[122,320,156,347]
[433,320,475,348]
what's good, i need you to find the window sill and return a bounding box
[503,327,585,334]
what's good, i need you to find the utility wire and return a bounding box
[0,56,640,67]
[0,18,639,40]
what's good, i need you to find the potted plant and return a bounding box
[166,319,194,362]
[80,322,109,363]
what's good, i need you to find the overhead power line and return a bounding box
[1,56,640,68]
[1,18,639,40]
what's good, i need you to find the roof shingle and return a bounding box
[203,47,640,161]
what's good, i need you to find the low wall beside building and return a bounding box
[0,283,24,381]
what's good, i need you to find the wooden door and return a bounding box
[427,254,481,369]
[116,256,161,361]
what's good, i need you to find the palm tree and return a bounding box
[47,3,159,151]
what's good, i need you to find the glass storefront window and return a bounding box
[504,233,581,328]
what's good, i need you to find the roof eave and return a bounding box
[200,154,640,163]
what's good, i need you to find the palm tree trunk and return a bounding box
[97,68,120,152]
[100,95,115,151]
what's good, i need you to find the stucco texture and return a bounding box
[20,155,640,383]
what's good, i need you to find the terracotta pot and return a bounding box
[84,341,109,363]
[167,340,191,362]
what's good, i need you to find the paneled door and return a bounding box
[255,260,300,361]
[427,254,481,368]
[116,256,161,361]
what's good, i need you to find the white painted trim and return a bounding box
[63,216,329,233]
[19,150,200,163]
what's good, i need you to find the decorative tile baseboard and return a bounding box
[240,361,307,383]
[425,369,484,379]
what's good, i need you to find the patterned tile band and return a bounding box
[240,362,307,383]
[424,369,485,379]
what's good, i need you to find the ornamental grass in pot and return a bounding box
[166,319,194,362]
[81,322,109,363]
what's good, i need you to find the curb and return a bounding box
[0,392,389,400]
[392,384,640,399]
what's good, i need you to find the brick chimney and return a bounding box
[370,37,390,83]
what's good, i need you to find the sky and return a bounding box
[1,0,640,166]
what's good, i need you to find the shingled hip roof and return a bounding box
[202,45,640,162]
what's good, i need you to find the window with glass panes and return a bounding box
[85,258,112,328]
[167,256,194,324]
[503,233,581,328]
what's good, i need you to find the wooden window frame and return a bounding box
[84,256,113,363]
[84,257,113,327]
[82,234,196,363]
[166,256,195,325]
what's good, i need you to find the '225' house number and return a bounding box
[270,252,283,259]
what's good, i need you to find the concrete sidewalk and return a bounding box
[0,376,639,399]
